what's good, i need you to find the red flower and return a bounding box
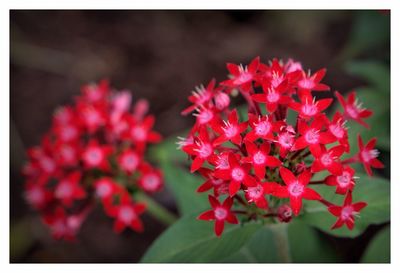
[118,148,141,174]
[211,109,248,146]
[213,153,257,196]
[243,141,281,179]
[310,145,344,175]
[198,195,238,237]
[107,194,146,233]
[82,140,113,171]
[24,181,52,210]
[274,126,296,158]
[185,127,215,172]
[323,112,350,152]
[54,171,86,207]
[244,181,274,209]
[221,57,260,92]
[328,191,367,230]
[289,93,332,120]
[196,168,228,197]
[270,167,322,216]
[358,135,384,176]
[124,115,162,152]
[297,68,330,92]
[292,117,336,153]
[251,84,292,113]
[137,163,164,193]
[181,78,217,115]
[325,166,356,194]
[94,177,121,203]
[244,113,275,142]
[335,90,373,128]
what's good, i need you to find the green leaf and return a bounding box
[141,213,262,262]
[221,220,340,263]
[345,61,390,93]
[161,161,208,216]
[302,174,390,238]
[361,225,390,263]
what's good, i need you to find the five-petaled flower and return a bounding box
[198,195,238,236]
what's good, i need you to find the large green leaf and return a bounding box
[160,162,208,215]
[361,225,390,263]
[149,133,209,216]
[220,220,340,263]
[302,174,390,238]
[141,212,262,262]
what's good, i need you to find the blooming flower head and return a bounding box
[22,80,164,241]
[180,57,382,236]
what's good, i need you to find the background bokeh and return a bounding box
[10,10,390,262]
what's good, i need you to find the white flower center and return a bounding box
[231,167,245,181]
[198,109,213,124]
[214,207,228,220]
[119,206,136,224]
[346,105,359,119]
[298,78,315,89]
[288,181,304,197]
[55,182,73,199]
[253,151,266,165]
[361,149,379,163]
[122,153,139,171]
[143,174,160,191]
[337,171,351,187]
[305,129,319,144]
[278,132,294,148]
[223,123,238,138]
[85,148,103,165]
[302,103,318,116]
[267,91,280,103]
[321,153,333,166]
[255,121,271,136]
[216,154,230,170]
[247,184,263,200]
[40,157,56,173]
[233,72,252,85]
[131,126,147,141]
[341,206,354,220]
[198,143,212,158]
[329,124,344,139]
[26,187,44,204]
[96,183,112,198]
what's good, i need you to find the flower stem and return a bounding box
[134,192,177,226]
[269,223,292,263]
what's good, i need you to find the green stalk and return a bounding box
[269,223,292,263]
[134,192,177,226]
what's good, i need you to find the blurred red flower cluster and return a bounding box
[180,57,383,236]
[22,80,163,241]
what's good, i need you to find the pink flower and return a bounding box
[221,57,260,92]
[335,90,373,128]
[211,109,248,146]
[358,135,384,176]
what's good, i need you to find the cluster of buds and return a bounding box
[22,80,163,241]
[179,57,384,236]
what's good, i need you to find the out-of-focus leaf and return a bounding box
[302,174,390,238]
[220,220,340,263]
[361,225,390,263]
[141,212,262,262]
[345,61,390,93]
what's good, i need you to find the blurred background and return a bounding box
[10,10,390,262]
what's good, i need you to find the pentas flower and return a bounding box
[325,166,356,194]
[213,153,257,196]
[297,68,330,92]
[328,191,367,230]
[106,194,147,233]
[335,90,373,128]
[292,117,336,153]
[252,84,291,113]
[270,167,322,216]
[243,141,281,179]
[310,145,345,175]
[289,93,332,120]
[211,109,248,146]
[357,135,384,176]
[198,195,238,237]
[22,80,164,241]
[181,79,217,115]
[181,57,382,237]
[221,56,260,92]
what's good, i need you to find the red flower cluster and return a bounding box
[180,57,383,236]
[22,80,163,241]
